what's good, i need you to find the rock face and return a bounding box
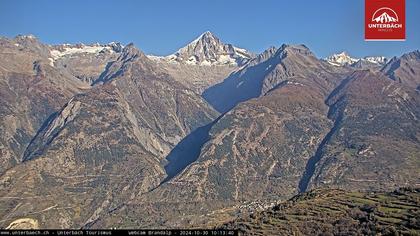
[6,218,39,229]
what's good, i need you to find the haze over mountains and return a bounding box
[0,32,419,233]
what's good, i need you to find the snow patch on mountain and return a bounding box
[50,42,124,60]
[325,52,358,66]
[325,52,387,67]
[363,56,388,65]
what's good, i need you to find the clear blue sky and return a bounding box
[0,0,419,58]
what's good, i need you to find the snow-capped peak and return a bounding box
[148,31,254,66]
[325,52,358,66]
[325,52,387,67]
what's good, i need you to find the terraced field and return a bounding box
[220,188,420,235]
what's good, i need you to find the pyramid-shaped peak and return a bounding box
[163,31,253,66]
[182,31,222,51]
[201,31,216,37]
[196,31,219,40]
[118,43,146,61]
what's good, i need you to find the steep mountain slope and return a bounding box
[145,45,350,203]
[203,44,348,113]
[0,36,89,174]
[305,70,420,192]
[381,50,420,90]
[152,83,333,202]
[220,188,420,235]
[0,44,219,228]
[198,69,418,204]
[153,63,237,94]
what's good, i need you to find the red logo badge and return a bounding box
[365,0,406,41]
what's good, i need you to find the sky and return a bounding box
[0,0,419,58]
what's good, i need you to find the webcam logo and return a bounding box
[372,8,398,23]
[365,0,405,41]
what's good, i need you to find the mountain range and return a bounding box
[0,32,419,233]
[325,51,388,69]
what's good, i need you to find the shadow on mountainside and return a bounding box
[202,54,280,113]
[161,116,223,184]
[297,74,355,193]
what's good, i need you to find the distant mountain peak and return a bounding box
[119,43,143,60]
[381,50,420,90]
[175,31,222,56]
[325,51,358,66]
[400,50,420,60]
[325,52,388,69]
[149,31,254,66]
[49,42,124,60]
[197,30,216,40]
